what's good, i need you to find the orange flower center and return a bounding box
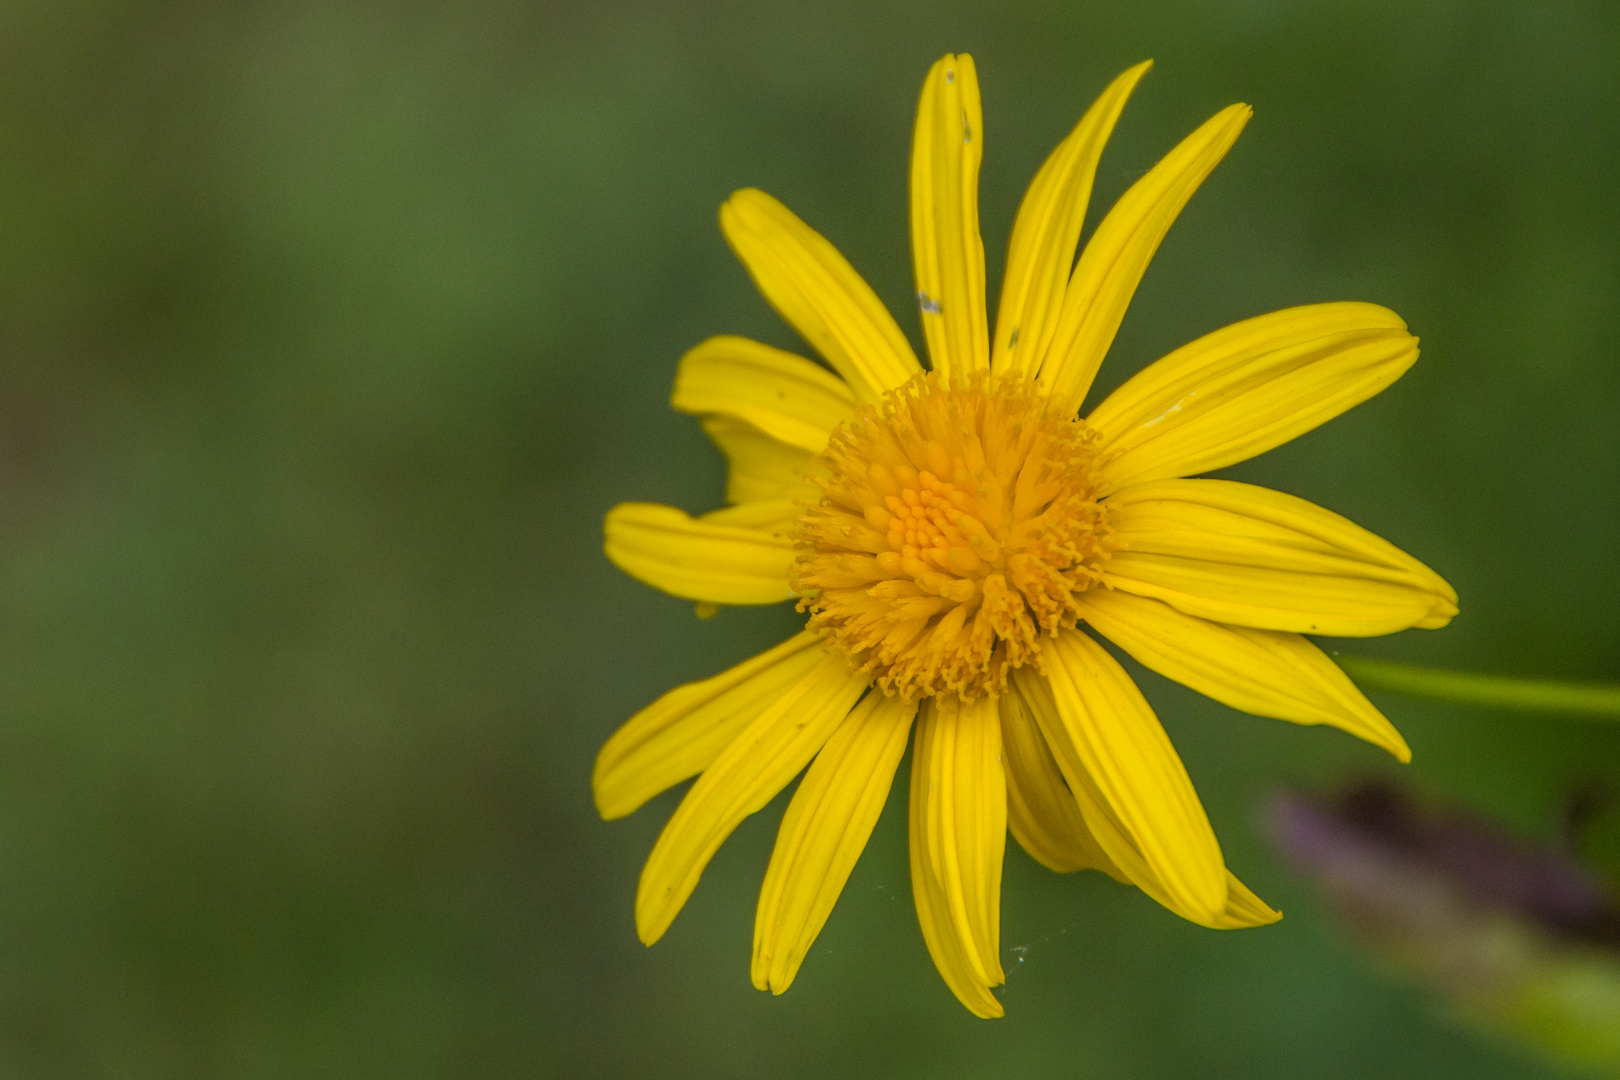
[791,370,1111,701]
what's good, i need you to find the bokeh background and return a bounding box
[1,0,1618,1076]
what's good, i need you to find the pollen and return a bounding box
[791,370,1112,701]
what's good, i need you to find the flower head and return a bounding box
[596,54,1457,1017]
[794,368,1112,701]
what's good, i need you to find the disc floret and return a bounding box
[791,370,1111,701]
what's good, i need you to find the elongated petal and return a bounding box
[753,693,916,993]
[1077,589,1410,761]
[698,415,821,505]
[1038,104,1251,414]
[680,498,803,619]
[593,632,827,820]
[1089,303,1419,491]
[910,54,988,378]
[1013,667,1276,928]
[604,501,796,605]
[909,696,1006,1017]
[1102,479,1458,635]
[993,61,1151,376]
[636,653,868,944]
[672,335,857,452]
[1001,687,1125,878]
[700,498,800,536]
[1034,629,1227,921]
[721,188,921,402]
[1219,874,1284,930]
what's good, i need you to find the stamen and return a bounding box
[791,370,1112,702]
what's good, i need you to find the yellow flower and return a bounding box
[594,54,1457,1018]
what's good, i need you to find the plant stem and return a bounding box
[1335,655,1620,718]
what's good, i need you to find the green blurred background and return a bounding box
[0,0,1617,1076]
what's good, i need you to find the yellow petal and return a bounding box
[1076,589,1410,762]
[910,54,988,378]
[635,652,867,944]
[603,501,795,605]
[720,188,922,402]
[700,499,800,537]
[1033,629,1228,922]
[593,632,827,820]
[752,693,916,993]
[1089,303,1420,491]
[1001,687,1126,878]
[992,61,1151,377]
[699,415,821,506]
[1102,478,1458,635]
[909,696,1006,1018]
[1037,104,1251,414]
[692,503,812,620]
[1217,874,1283,929]
[672,335,857,453]
[1012,667,1274,928]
